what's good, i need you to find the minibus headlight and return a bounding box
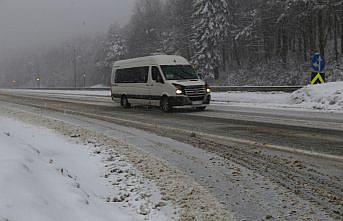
[176,89,183,95]
[173,84,184,95]
[205,84,211,93]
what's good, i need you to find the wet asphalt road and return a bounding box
[1,90,342,156]
[0,90,342,220]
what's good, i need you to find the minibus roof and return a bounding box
[113,55,190,68]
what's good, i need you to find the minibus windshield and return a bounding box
[161,65,199,80]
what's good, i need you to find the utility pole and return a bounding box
[73,48,77,88]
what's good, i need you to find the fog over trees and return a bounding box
[1,0,343,87]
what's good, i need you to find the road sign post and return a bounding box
[310,53,326,85]
[311,53,325,73]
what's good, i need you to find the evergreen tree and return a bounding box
[163,0,194,59]
[191,0,232,79]
[126,0,164,57]
[104,24,128,68]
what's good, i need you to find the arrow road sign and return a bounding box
[311,53,325,72]
[311,72,326,85]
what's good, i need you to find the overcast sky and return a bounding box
[0,0,135,54]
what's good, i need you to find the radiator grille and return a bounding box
[184,85,206,102]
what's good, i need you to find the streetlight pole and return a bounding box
[82,73,86,88]
[73,48,77,88]
[11,80,17,88]
[36,74,41,88]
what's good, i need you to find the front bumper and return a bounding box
[169,94,211,107]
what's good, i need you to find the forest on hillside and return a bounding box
[1,0,343,87]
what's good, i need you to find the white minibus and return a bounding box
[111,55,211,112]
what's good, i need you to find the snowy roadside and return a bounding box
[0,117,176,221]
[290,81,343,111]
[211,91,290,107]
[1,89,111,97]
[0,105,231,221]
[212,82,343,112]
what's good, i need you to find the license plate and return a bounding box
[192,101,203,105]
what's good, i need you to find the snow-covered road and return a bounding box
[0,83,342,220]
[1,102,340,220]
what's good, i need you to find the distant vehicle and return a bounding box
[111,55,211,112]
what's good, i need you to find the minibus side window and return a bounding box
[111,69,117,84]
[115,69,124,83]
[152,66,164,83]
[115,67,149,83]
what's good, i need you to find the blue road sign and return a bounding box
[311,53,325,72]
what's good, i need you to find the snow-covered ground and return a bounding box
[90,84,108,88]
[212,82,343,112]
[0,117,175,221]
[212,91,290,106]
[11,89,111,97]
[290,82,343,111]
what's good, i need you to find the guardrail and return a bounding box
[9,86,303,93]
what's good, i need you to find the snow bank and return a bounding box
[212,91,290,105]
[90,84,108,88]
[290,82,343,111]
[0,117,173,221]
[212,82,343,112]
[0,89,111,97]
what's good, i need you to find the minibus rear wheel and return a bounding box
[160,96,172,113]
[121,95,131,108]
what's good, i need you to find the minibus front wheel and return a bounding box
[160,96,172,113]
[196,106,207,111]
[121,95,131,108]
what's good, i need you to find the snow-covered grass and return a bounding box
[90,84,108,88]
[0,117,174,221]
[212,91,290,105]
[212,82,343,112]
[4,89,111,97]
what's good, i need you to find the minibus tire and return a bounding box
[196,106,207,111]
[160,96,172,113]
[121,95,131,108]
